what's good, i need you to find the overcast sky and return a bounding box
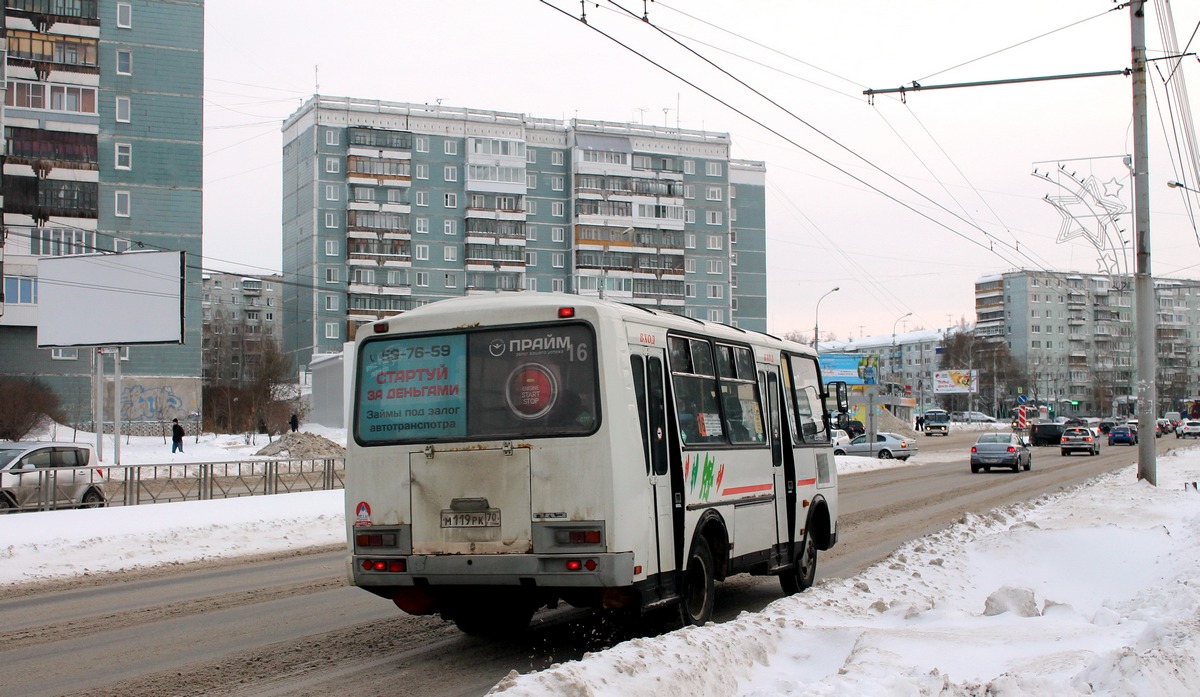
[201,1,1200,341]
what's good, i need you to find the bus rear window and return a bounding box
[355,323,598,444]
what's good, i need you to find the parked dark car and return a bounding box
[1030,422,1065,446]
[1108,426,1138,446]
[843,419,865,438]
[970,432,1032,473]
[1060,427,1099,456]
[1098,419,1118,435]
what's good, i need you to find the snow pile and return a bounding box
[489,455,1200,696]
[254,431,346,458]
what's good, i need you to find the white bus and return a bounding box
[345,294,846,636]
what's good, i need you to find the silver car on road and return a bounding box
[971,432,1032,473]
[834,432,918,460]
[0,442,107,513]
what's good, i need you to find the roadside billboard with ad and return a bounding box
[933,370,978,394]
[819,353,879,385]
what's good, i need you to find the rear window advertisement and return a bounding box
[467,325,598,439]
[357,334,469,442]
[356,324,598,444]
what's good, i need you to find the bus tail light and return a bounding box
[565,559,598,572]
[555,528,603,545]
[356,532,398,548]
[361,558,407,573]
[373,322,389,333]
[558,307,576,318]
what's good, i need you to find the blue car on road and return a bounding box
[1108,426,1138,446]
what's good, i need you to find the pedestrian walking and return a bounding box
[290,413,299,433]
[171,418,185,453]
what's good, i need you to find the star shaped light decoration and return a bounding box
[1036,168,1130,278]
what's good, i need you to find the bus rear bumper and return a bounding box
[350,551,636,589]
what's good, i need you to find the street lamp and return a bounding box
[1167,179,1200,193]
[813,287,839,349]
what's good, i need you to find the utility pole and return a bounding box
[1131,1,1156,485]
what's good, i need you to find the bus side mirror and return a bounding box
[829,381,849,413]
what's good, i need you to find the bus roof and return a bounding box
[357,293,814,357]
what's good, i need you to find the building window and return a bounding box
[525,277,538,291]
[706,162,722,176]
[526,224,537,241]
[415,191,428,207]
[415,218,429,234]
[325,184,339,201]
[685,258,696,274]
[684,184,695,199]
[685,234,696,249]
[551,202,565,217]
[324,212,337,228]
[325,323,339,339]
[114,143,131,170]
[415,163,428,180]
[444,193,458,208]
[443,220,457,235]
[325,268,339,283]
[116,2,132,27]
[707,235,724,250]
[325,295,339,311]
[326,158,340,174]
[708,309,723,322]
[415,244,430,261]
[416,271,430,287]
[552,151,564,166]
[525,251,537,266]
[685,282,696,298]
[444,165,457,182]
[551,176,564,191]
[51,347,79,360]
[115,96,131,122]
[116,50,132,75]
[325,129,338,145]
[707,259,724,274]
[708,284,724,299]
[552,278,565,292]
[415,136,428,152]
[706,210,723,225]
[526,173,537,189]
[706,186,723,201]
[115,190,131,217]
[553,253,565,268]
[685,209,696,224]
[325,240,338,256]
[445,273,457,288]
[730,252,737,266]
[527,148,537,164]
[552,227,565,243]
[731,274,738,288]
[444,246,458,262]
[444,140,458,155]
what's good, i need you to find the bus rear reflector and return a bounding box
[558,307,575,318]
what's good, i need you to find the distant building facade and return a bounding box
[201,272,284,386]
[0,1,204,424]
[976,270,1200,416]
[280,96,767,371]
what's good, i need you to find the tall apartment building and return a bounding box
[201,272,284,386]
[281,96,768,371]
[0,1,204,423]
[976,270,1200,415]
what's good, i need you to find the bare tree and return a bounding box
[0,376,66,441]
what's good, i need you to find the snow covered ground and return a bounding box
[4,424,1200,695]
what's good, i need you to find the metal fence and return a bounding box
[2,458,345,513]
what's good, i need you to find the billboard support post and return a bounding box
[113,347,121,466]
[94,349,103,461]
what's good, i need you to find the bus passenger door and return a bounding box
[631,348,675,593]
[762,368,794,557]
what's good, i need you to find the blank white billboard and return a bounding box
[37,251,185,347]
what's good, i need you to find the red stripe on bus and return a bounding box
[723,483,774,495]
[795,478,817,487]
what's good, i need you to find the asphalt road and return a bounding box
[0,429,1184,697]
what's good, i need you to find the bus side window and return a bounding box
[631,355,651,474]
[648,357,669,476]
[788,354,828,443]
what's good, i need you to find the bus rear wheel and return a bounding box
[780,532,817,595]
[678,537,715,626]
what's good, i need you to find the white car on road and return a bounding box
[1177,420,1200,438]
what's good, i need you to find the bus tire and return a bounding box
[448,594,536,638]
[678,537,715,626]
[780,532,817,595]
